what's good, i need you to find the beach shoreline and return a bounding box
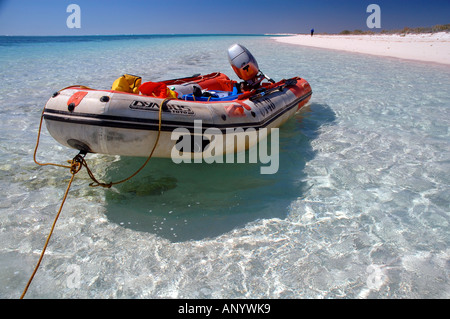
[273,32,450,66]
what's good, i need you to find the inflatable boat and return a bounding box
[43,44,312,159]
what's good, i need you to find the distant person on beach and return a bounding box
[311,28,314,36]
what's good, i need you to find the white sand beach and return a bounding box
[273,32,450,65]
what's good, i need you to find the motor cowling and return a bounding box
[227,44,260,82]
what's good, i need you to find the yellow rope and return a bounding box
[83,97,168,188]
[33,108,72,169]
[21,95,167,298]
[20,157,82,299]
[33,85,93,169]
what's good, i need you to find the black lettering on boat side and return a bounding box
[129,100,195,115]
[253,97,277,116]
[129,100,160,110]
[169,104,195,116]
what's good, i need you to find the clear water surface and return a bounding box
[0,34,448,298]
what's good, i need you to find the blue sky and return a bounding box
[0,0,448,35]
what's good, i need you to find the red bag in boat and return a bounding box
[139,82,170,98]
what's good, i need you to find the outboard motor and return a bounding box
[227,44,274,90]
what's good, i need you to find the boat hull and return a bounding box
[43,76,312,159]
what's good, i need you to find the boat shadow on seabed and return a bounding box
[102,102,336,242]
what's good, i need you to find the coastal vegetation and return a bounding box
[339,24,450,35]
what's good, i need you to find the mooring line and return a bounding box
[21,96,166,298]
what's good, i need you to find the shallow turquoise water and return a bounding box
[0,35,448,298]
